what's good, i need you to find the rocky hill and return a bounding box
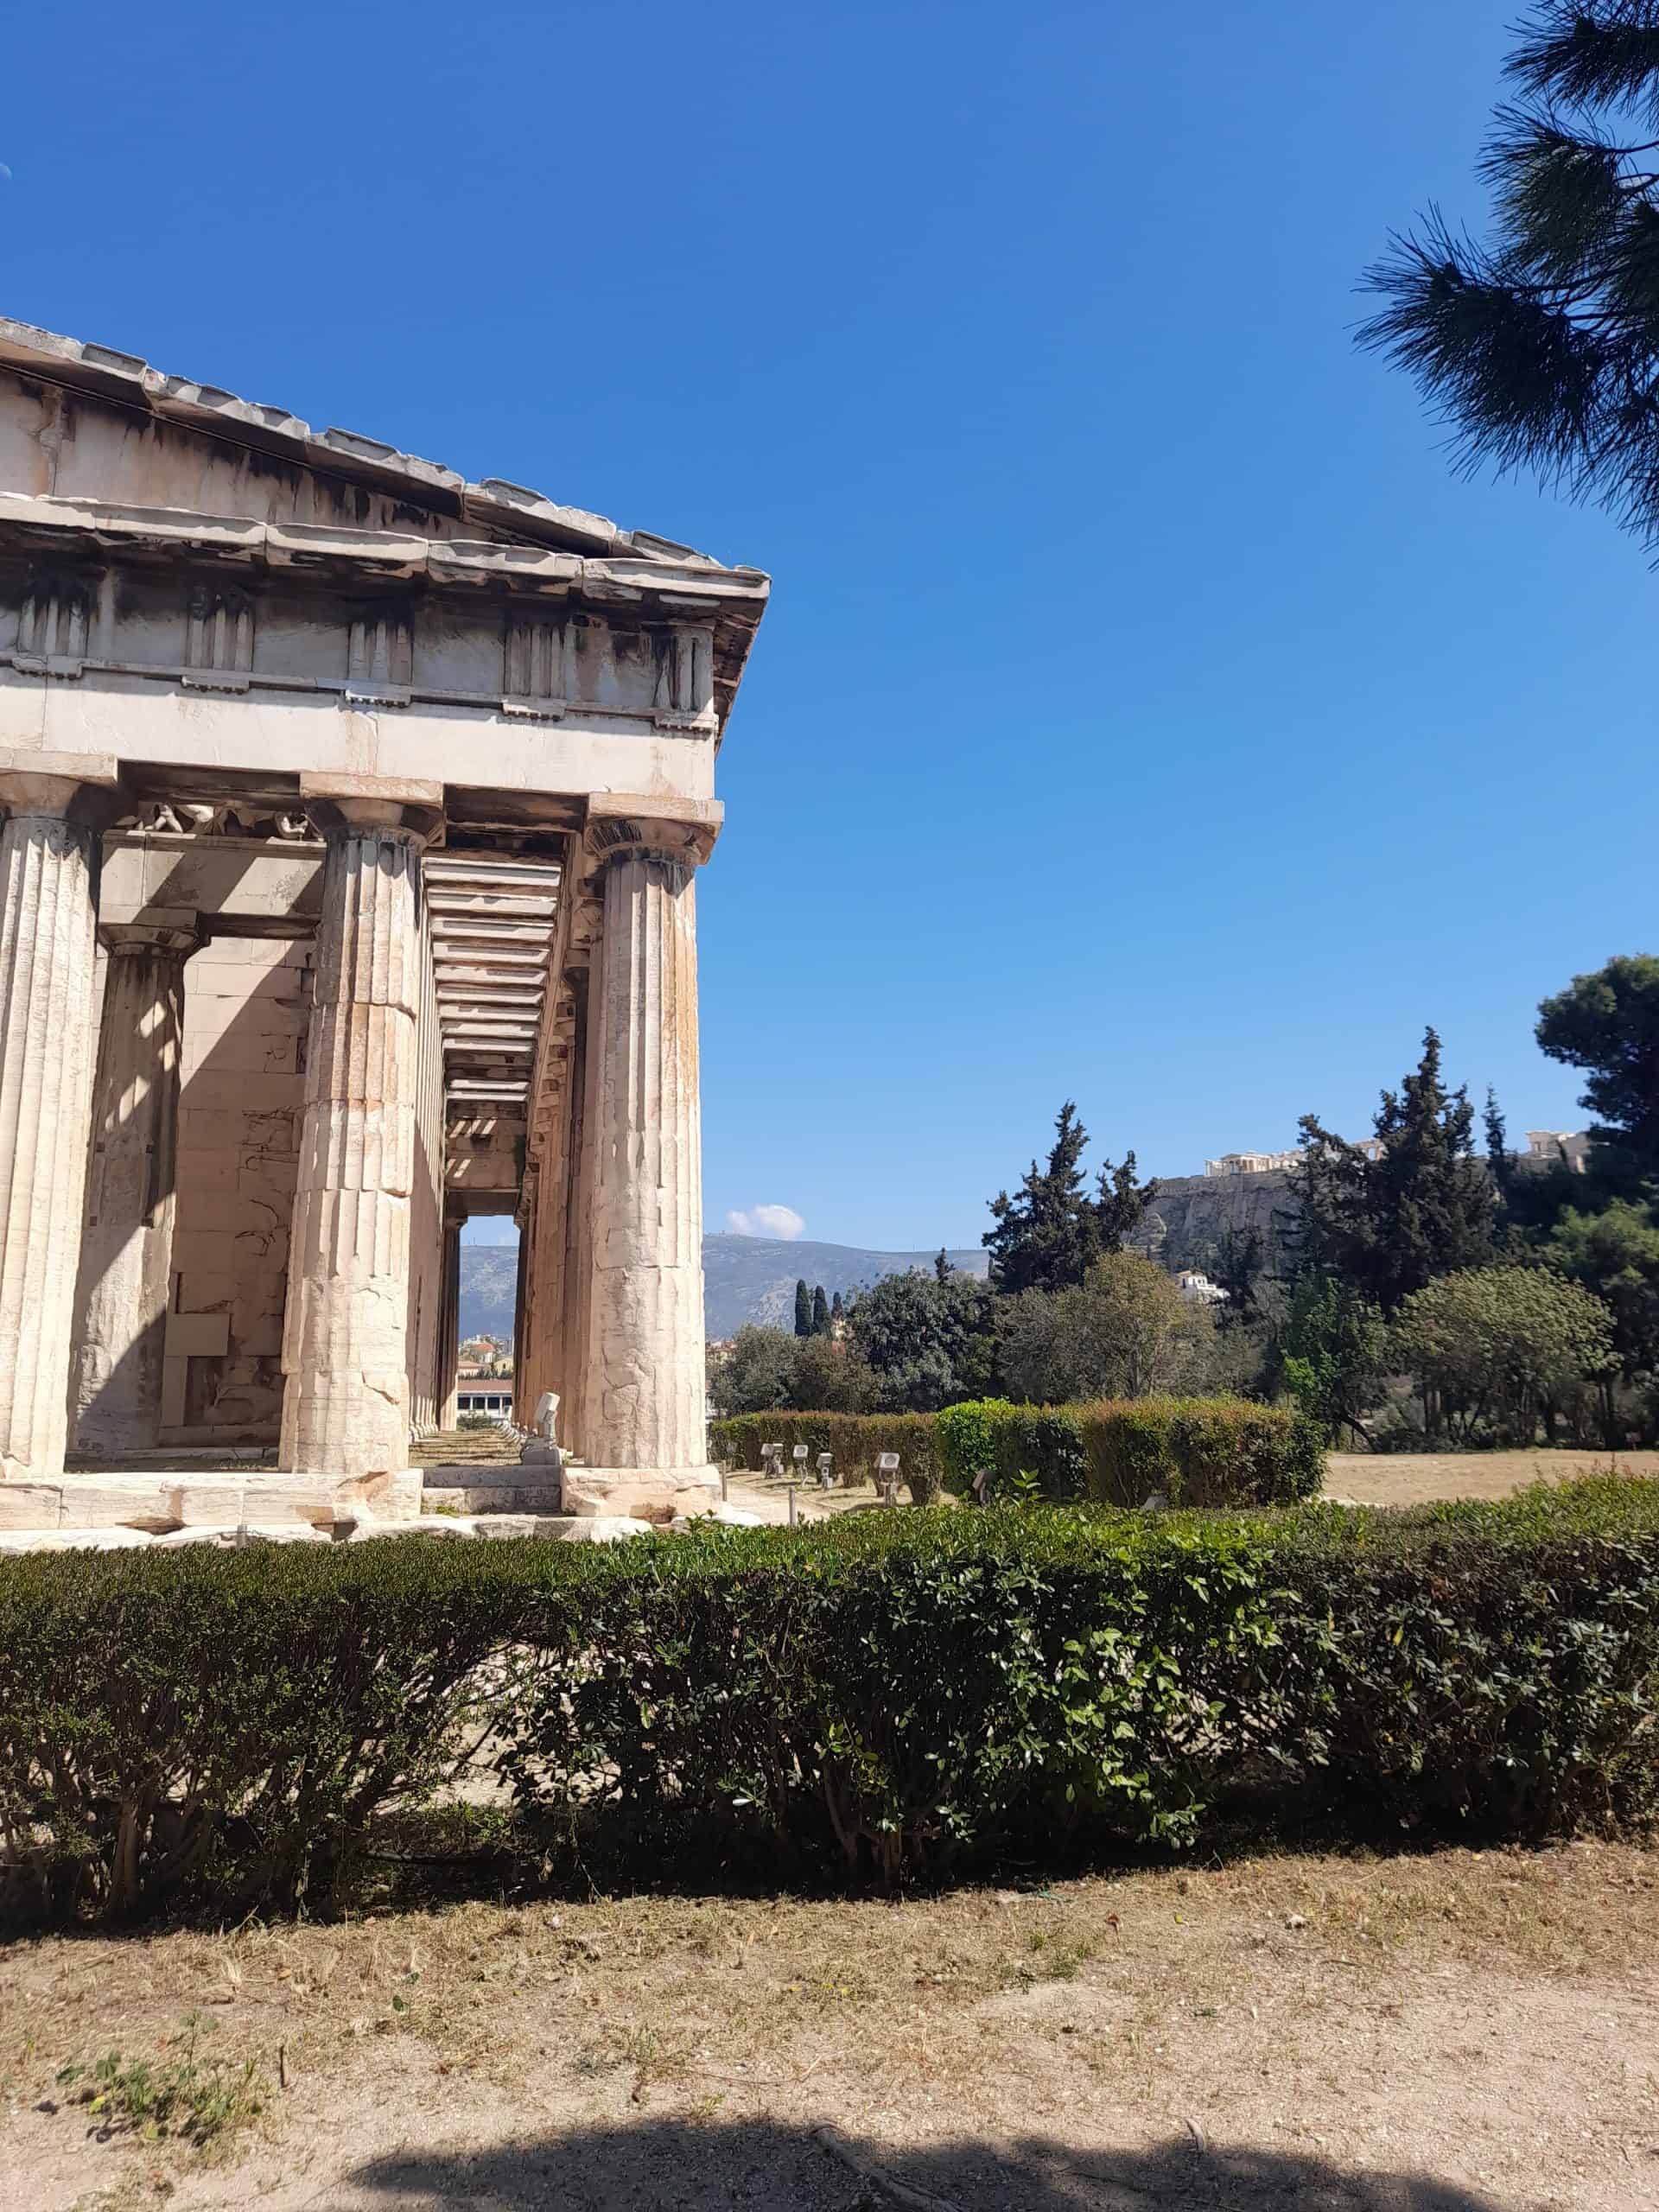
[460,1236,988,1344]
[1128,1170,1298,1276]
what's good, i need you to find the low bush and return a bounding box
[3,1478,1656,1923]
[708,1411,943,1502]
[934,1395,1322,1507]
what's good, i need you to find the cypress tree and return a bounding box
[1297,1028,1497,1312]
[811,1284,830,1334]
[793,1279,812,1338]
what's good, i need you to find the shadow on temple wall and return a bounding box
[345,2114,1512,2211]
[68,945,310,1458]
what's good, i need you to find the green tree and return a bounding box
[1096,1149,1157,1254]
[830,1289,844,1324]
[1360,3,1659,553]
[995,1253,1202,1404]
[983,1103,1155,1294]
[1392,1266,1617,1445]
[711,1325,800,1417]
[793,1279,812,1338]
[1295,1027,1496,1312]
[984,1102,1094,1294]
[1544,1197,1659,1439]
[811,1283,830,1335]
[1536,955,1659,1187]
[848,1268,994,1412]
[788,1333,877,1413]
[1274,1276,1389,1446]
[1213,1223,1265,1328]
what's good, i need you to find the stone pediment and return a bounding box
[0,317,753,573]
[0,325,769,742]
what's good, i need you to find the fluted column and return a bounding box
[70,923,200,1456]
[0,778,103,1481]
[563,971,595,1457]
[279,804,428,1476]
[436,1211,461,1430]
[520,1096,572,1427]
[580,834,709,1479]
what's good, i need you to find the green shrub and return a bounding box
[938,1395,1322,1507]
[708,1411,942,1501]
[3,1478,1655,1921]
[0,1539,542,1925]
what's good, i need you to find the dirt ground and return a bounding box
[1325,1449,1659,1508]
[3,1842,1657,2212]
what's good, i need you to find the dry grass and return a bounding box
[1326,1447,1659,1506]
[3,1840,1658,2209]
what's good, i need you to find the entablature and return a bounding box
[0,492,764,736]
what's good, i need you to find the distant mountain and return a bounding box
[701,1236,987,1337]
[458,1235,988,1344]
[459,1245,518,1342]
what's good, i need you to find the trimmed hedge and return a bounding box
[709,1411,944,1503]
[935,1395,1323,1507]
[2,1478,1656,1922]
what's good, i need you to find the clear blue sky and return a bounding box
[6,3,1651,1254]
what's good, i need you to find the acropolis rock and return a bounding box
[0,319,767,1529]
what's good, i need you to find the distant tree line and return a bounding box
[709,952,1659,1451]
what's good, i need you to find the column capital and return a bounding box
[0,753,121,827]
[584,793,721,870]
[298,772,443,845]
[99,920,205,958]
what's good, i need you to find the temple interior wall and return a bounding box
[161,937,312,1443]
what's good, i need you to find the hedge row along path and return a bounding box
[2,1841,1655,2209]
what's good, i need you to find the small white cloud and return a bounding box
[727,1204,805,1241]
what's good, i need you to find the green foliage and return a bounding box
[8,1483,1656,1916]
[56,2017,264,2147]
[709,1410,943,1502]
[983,1102,1156,1295]
[933,1395,1322,1508]
[710,1325,878,1417]
[1391,1264,1618,1444]
[846,1265,993,1412]
[794,1279,813,1338]
[1213,1223,1265,1327]
[1294,1028,1496,1313]
[456,1412,499,1432]
[811,1283,830,1334]
[0,1538,541,1924]
[995,1253,1205,1404]
[1274,1275,1389,1445]
[1546,1198,1659,1405]
[711,1325,802,1415]
[1359,6,1659,552]
[1536,955,1659,1187]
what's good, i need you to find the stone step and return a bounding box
[423,1478,566,1515]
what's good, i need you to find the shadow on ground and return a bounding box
[347,2116,1511,2210]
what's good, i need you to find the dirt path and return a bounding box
[3,1843,1656,2210]
[1325,1448,1659,1507]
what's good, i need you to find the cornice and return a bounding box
[0,317,753,575]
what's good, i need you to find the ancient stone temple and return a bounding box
[0,321,766,1535]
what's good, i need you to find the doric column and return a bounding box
[562,970,594,1458]
[576,814,715,1497]
[0,774,105,1481]
[436,1211,461,1430]
[70,923,200,1457]
[511,1204,531,1421]
[279,796,433,1477]
[519,1094,572,1427]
